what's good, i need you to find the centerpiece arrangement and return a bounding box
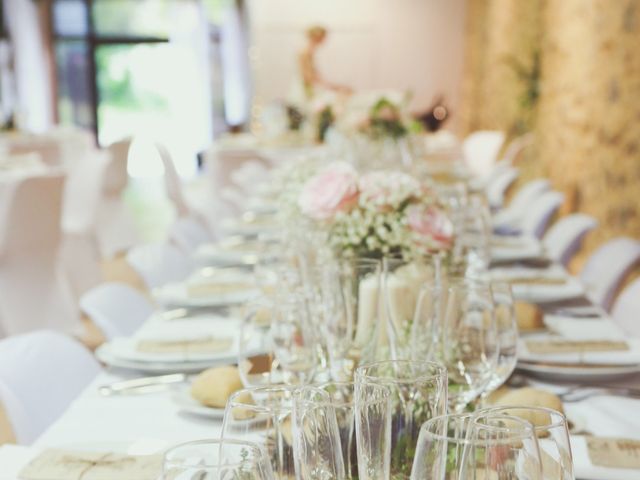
[297,161,453,259]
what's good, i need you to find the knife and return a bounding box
[98,373,188,396]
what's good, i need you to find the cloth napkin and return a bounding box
[544,315,626,340]
[572,436,640,480]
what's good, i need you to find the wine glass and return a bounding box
[292,385,346,480]
[162,439,274,480]
[355,360,448,480]
[410,413,543,480]
[414,278,498,412]
[483,282,518,398]
[222,386,297,479]
[479,406,574,479]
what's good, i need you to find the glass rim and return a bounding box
[310,381,355,408]
[355,359,447,383]
[421,413,537,446]
[479,405,568,431]
[227,385,297,411]
[163,438,264,469]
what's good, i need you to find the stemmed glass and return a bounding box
[355,360,448,480]
[483,282,518,399]
[413,279,498,412]
[162,439,274,480]
[238,297,279,387]
[479,406,574,479]
[221,386,297,479]
[410,413,542,480]
[292,385,346,480]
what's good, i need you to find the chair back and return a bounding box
[543,213,598,266]
[462,130,505,177]
[612,278,640,337]
[156,143,190,217]
[0,330,101,444]
[486,167,519,209]
[519,191,565,238]
[126,243,193,289]
[168,217,212,252]
[581,237,640,311]
[80,282,154,339]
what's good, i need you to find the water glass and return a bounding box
[221,386,297,479]
[354,381,392,480]
[480,406,574,479]
[411,413,543,480]
[162,439,274,480]
[355,360,448,480]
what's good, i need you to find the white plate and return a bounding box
[220,218,279,237]
[96,345,216,374]
[516,360,640,382]
[152,283,260,308]
[171,388,226,419]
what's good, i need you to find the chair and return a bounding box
[156,143,191,218]
[125,243,194,289]
[79,282,154,339]
[0,330,101,444]
[168,216,212,252]
[94,138,140,258]
[499,133,534,166]
[518,191,565,238]
[492,178,551,228]
[542,213,598,266]
[60,149,111,297]
[230,161,270,194]
[580,237,640,311]
[612,278,640,337]
[0,173,79,336]
[485,167,519,209]
[461,130,506,178]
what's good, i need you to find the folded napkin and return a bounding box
[544,315,626,340]
[572,436,640,480]
[19,448,162,480]
[186,281,253,299]
[491,265,567,282]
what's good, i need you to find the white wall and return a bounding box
[248,0,466,126]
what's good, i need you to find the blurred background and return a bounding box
[1,0,639,261]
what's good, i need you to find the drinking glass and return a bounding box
[354,381,392,480]
[414,279,498,412]
[321,257,382,379]
[479,406,574,479]
[221,386,297,479]
[292,385,346,480]
[162,439,274,480]
[483,282,518,396]
[316,382,359,479]
[355,360,448,480]
[410,413,542,480]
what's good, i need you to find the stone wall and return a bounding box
[461,0,640,269]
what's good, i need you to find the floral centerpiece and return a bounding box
[298,162,453,259]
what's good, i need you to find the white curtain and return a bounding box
[3,0,53,132]
[221,0,251,126]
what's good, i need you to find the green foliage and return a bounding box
[504,48,541,134]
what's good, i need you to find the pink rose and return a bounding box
[406,204,454,247]
[298,163,359,220]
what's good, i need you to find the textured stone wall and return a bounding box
[461,0,640,269]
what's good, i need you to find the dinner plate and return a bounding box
[152,282,260,308]
[516,360,640,382]
[171,388,226,419]
[96,344,217,374]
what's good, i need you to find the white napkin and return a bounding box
[490,264,567,282]
[510,277,585,303]
[491,241,543,262]
[0,444,35,480]
[544,315,626,340]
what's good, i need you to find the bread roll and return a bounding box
[190,366,243,408]
[495,387,564,427]
[514,301,544,331]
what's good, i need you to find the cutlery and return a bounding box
[98,373,188,396]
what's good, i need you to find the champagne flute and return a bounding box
[355,360,448,480]
[162,439,274,480]
[222,386,297,479]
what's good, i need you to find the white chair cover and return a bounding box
[486,167,519,209]
[499,133,534,166]
[543,213,598,266]
[461,130,506,178]
[492,178,551,227]
[79,282,154,339]
[580,237,640,311]
[126,243,194,289]
[94,138,140,258]
[168,216,212,252]
[0,173,78,336]
[0,330,101,444]
[60,149,112,297]
[230,160,270,194]
[156,143,191,218]
[519,190,565,238]
[612,278,640,337]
